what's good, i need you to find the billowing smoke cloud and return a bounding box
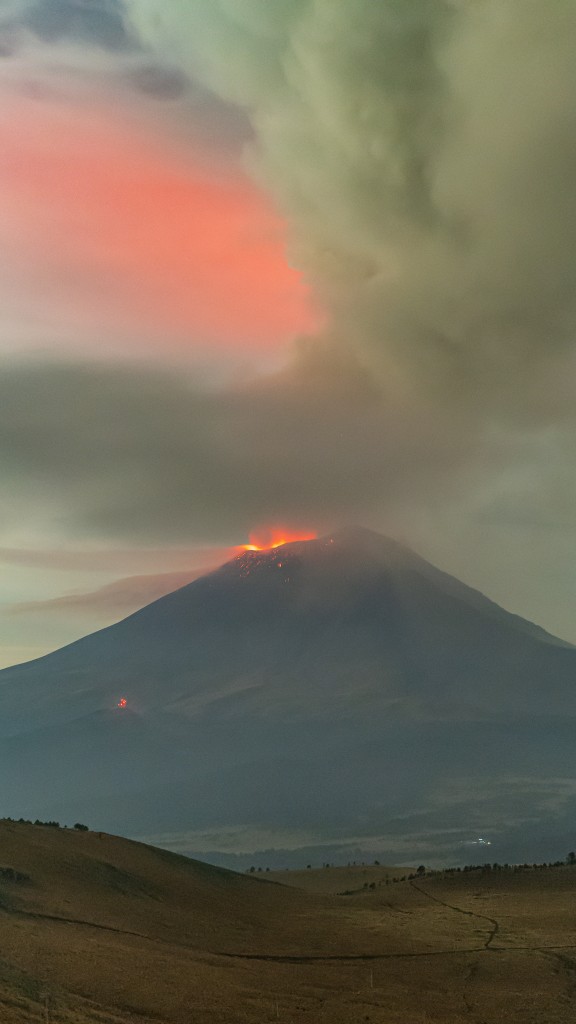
[3,1,576,649]
[0,355,472,543]
[128,0,576,423]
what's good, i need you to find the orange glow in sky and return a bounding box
[0,96,322,354]
[244,527,318,551]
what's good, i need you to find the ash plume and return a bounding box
[128,0,576,423]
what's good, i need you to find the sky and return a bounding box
[1,0,576,668]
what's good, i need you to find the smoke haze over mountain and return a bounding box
[1,2,576,661]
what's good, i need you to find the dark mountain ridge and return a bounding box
[1,527,575,863]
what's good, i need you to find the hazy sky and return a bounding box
[2,0,576,667]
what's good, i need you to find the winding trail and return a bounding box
[1,890,575,965]
[408,879,500,949]
[217,943,576,964]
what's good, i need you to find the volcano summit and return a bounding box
[1,528,575,866]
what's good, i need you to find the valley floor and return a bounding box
[0,822,575,1023]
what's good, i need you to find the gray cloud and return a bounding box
[0,544,225,573]
[128,0,576,426]
[127,62,186,99]
[0,355,475,543]
[2,358,576,642]
[0,0,251,147]
[14,0,132,50]
[8,569,204,617]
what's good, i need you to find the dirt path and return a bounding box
[2,890,576,967]
[409,879,500,948]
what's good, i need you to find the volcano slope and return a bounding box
[1,527,576,860]
[0,822,575,1024]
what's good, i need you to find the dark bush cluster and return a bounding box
[0,866,29,883]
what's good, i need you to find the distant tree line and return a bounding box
[358,855,576,889]
[247,854,576,882]
[1,817,89,831]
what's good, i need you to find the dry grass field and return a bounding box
[0,821,575,1023]
[266,864,413,895]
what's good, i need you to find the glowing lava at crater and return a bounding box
[244,527,317,552]
[117,698,127,709]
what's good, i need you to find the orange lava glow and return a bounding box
[244,527,318,551]
[117,698,127,709]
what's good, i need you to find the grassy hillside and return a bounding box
[266,863,414,894]
[0,821,575,1022]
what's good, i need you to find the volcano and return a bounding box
[1,527,575,865]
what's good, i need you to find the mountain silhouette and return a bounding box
[1,528,575,864]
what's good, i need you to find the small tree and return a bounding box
[567,852,576,866]
[74,823,89,832]
[416,864,426,876]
